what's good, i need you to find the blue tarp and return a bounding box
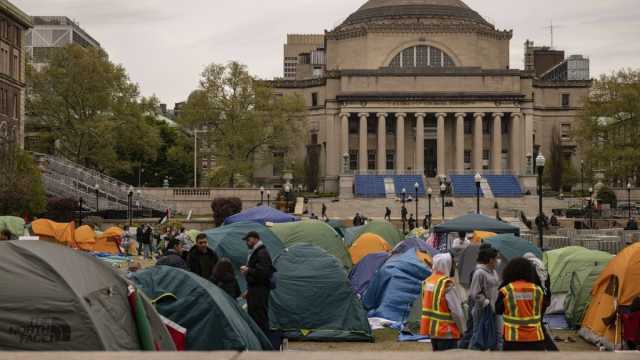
[349,252,389,297]
[362,250,431,323]
[223,206,298,225]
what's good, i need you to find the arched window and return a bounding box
[389,45,455,68]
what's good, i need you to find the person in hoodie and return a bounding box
[211,258,241,299]
[156,238,187,270]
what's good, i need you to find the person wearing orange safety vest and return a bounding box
[420,253,466,351]
[495,257,546,351]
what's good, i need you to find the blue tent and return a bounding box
[348,252,390,297]
[223,206,298,225]
[344,225,365,247]
[392,237,439,257]
[362,250,431,322]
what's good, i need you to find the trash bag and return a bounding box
[472,305,498,350]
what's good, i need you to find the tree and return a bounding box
[544,126,564,192]
[575,69,640,184]
[211,197,242,227]
[178,62,306,187]
[0,150,46,217]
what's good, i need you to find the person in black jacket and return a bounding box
[156,239,188,270]
[240,231,274,335]
[211,258,241,299]
[187,233,219,279]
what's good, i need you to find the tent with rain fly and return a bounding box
[223,206,298,225]
[348,252,389,297]
[434,214,520,236]
[31,219,76,246]
[131,266,272,350]
[362,250,431,322]
[269,244,372,342]
[0,240,175,350]
[203,221,284,291]
[544,246,613,314]
[327,219,346,238]
[485,234,542,260]
[565,264,607,328]
[392,237,439,257]
[580,243,640,350]
[349,221,403,247]
[270,220,352,269]
[344,225,365,247]
[0,216,25,238]
[349,233,391,265]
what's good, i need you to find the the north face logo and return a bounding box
[8,317,71,344]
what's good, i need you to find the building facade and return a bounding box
[0,0,30,160]
[271,0,591,193]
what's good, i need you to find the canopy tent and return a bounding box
[203,221,284,291]
[0,216,25,237]
[580,243,640,350]
[132,266,272,351]
[362,250,431,323]
[270,220,352,269]
[0,240,175,350]
[434,214,519,235]
[348,252,390,297]
[270,244,373,342]
[349,233,391,265]
[223,206,298,225]
[544,246,613,314]
[31,219,76,246]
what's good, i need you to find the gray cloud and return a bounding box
[13,0,640,106]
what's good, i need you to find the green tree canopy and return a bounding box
[178,62,306,187]
[0,150,46,216]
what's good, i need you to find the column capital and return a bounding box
[395,112,407,119]
[339,112,350,119]
[376,112,388,118]
[511,112,523,119]
[358,112,369,118]
[454,112,466,119]
[492,112,505,119]
[473,112,486,118]
[435,112,447,119]
[415,112,427,119]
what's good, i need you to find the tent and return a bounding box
[434,214,520,236]
[348,221,403,248]
[392,237,439,257]
[31,219,75,245]
[270,244,373,342]
[362,250,431,322]
[544,246,613,314]
[0,240,175,350]
[484,234,542,260]
[203,221,284,291]
[349,233,391,265]
[224,206,298,225]
[94,227,124,254]
[326,219,346,238]
[270,220,352,269]
[565,264,606,328]
[348,252,390,297]
[75,225,97,251]
[473,231,497,243]
[131,266,272,351]
[344,225,365,247]
[0,216,25,237]
[580,243,640,350]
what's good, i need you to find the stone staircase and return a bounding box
[480,178,494,199]
[384,178,396,199]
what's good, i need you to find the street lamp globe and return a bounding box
[402,188,406,195]
[414,182,419,191]
[440,183,446,193]
[475,172,482,184]
[128,186,134,195]
[536,154,546,168]
[260,186,265,192]
[94,184,100,191]
[628,182,632,190]
[428,187,433,196]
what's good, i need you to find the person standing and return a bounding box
[495,257,546,351]
[187,233,219,279]
[420,253,465,351]
[141,225,153,259]
[321,203,328,221]
[408,214,416,230]
[401,206,408,224]
[240,231,274,336]
[523,252,557,351]
[211,258,241,299]
[423,214,429,230]
[384,207,392,222]
[353,213,363,226]
[136,225,145,255]
[156,239,188,270]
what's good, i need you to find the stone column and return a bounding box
[455,113,466,172]
[377,113,388,172]
[325,114,337,176]
[492,113,504,172]
[524,111,534,173]
[395,113,407,174]
[358,112,369,172]
[473,113,485,171]
[415,113,426,175]
[340,112,349,162]
[436,113,447,177]
[511,113,522,175]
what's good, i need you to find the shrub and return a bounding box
[0,150,46,217]
[45,197,78,222]
[597,187,617,208]
[211,197,242,227]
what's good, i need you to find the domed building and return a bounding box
[270,0,591,196]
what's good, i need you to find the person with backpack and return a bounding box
[240,231,275,335]
[211,258,241,299]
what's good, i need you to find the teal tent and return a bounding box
[485,234,543,260]
[132,266,272,351]
[327,219,346,238]
[344,225,365,247]
[203,222,284,291]
[270,244,373,342]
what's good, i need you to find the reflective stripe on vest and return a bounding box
[419,274,460,339]
[500,281,544,342]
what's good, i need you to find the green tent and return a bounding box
[0,216,25,237]
[270,220,352,269]
[203,222,284,291]
[485,234,543,260]
[326,219,346,238]
[344,221,403,248]
[270,244,373,342]
[565,264,608,328]
[132,266,272,350]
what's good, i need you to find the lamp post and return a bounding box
[284,184,291,213]
[128,186,134,227]
[580,160,585,196]
[440,183,447,222]
[475,172,482,214]
[536,154,546,250]
[136,190,142,216]
[343,152,350,173]
[427,187,433,228]
[628,182,633,220]
[589,187,594,229]
[78,197,84,226]
[94,184,100,214]
[267,191,271,207]
[259,186,265,206]
[414,182,420,223]
[401,188,407,234]
[138,167,144,188]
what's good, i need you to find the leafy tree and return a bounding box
[0,150,46,217]
[178,62,306,187]
[544,126,564,192]
[211,197,242,227]
[575,69,640,184]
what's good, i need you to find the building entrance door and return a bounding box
[425,140,437,178]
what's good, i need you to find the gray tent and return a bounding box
[434,214,519,235]
[0,241,175,350]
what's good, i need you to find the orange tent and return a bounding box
[349,232,391,265]
[31,219,76,246]
[473,231,497,244]
[579,243,640,350]
[415,249,433,267]
[74,225,97,251]
[93,227,123,254]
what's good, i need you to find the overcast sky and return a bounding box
[14,0,640,107]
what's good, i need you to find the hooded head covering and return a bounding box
[432,253,453,275]
[523,252,548,290]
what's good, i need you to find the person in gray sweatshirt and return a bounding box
[466,243,501,350]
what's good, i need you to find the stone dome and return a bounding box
[340,0,491,28]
